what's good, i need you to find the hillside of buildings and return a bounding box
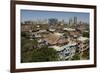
[21,18,89,63]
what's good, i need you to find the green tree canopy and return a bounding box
[82,32,89,38]
[21,45,59,62]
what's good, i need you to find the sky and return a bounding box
[21,9,90,23]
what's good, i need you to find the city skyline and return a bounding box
[21,10,90,23]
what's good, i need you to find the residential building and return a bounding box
[78,36,89,52]
[50,43,77,60]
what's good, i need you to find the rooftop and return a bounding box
[44,33,68,45]
[63,28,75,31]
[51,42,77,51]
[78,37,89,41]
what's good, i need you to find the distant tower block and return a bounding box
[69,18,73,26]
[61,19,64,25]
[74,16,77,25]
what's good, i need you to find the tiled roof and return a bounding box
[44,33,68,45]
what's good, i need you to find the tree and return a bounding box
[21,37,39,62]
[71,53,80,60]
[82,50,89,59]
[31,45,59,62]
[82,32,89,38]
[21,45,59,63]
[21,37,38,52]
[21,32,30,39]
[21,51,33,62]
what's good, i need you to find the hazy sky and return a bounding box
[21,10,89,23]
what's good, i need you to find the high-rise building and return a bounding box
[74,16,77,24]
[69,18,73,26]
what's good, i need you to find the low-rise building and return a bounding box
[63,28,75,31]
[43,33,68,46]
[78,36,89,52]
[50,43,77,60]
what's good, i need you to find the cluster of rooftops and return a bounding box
[21,23,89,60]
